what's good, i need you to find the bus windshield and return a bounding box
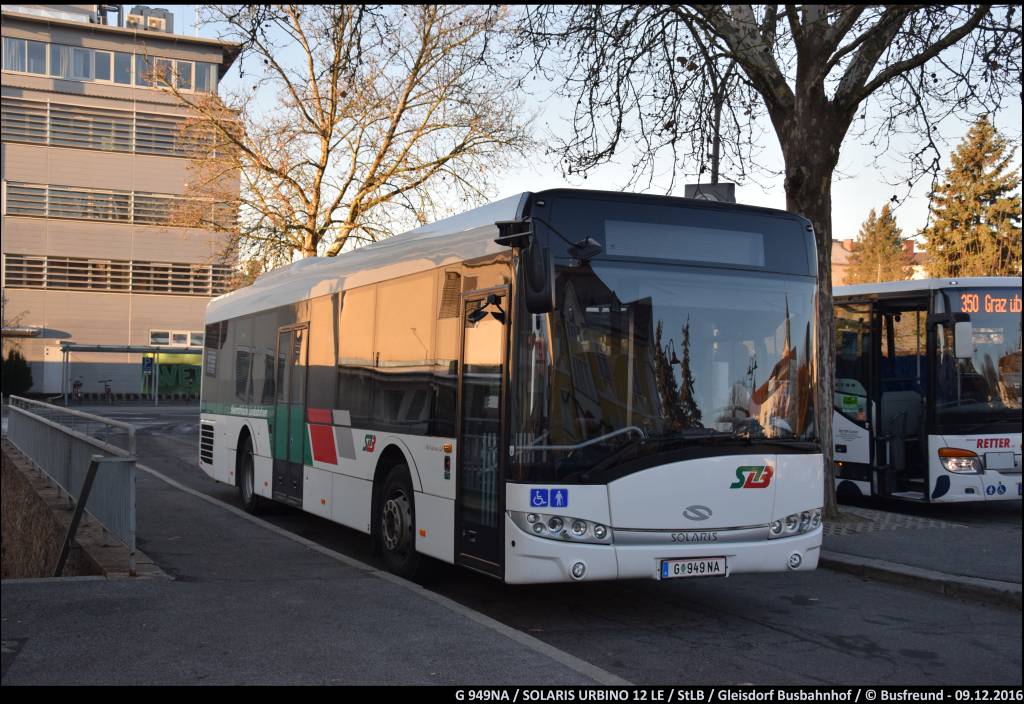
[935,287,1022,431]
[514,262,817,483]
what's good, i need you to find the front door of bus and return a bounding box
[273,325,308,506]
[456,290,508,573]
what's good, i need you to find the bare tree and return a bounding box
[522,5,1022,512]
[170,4,533,268]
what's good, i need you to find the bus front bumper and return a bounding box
[503,515,822,584]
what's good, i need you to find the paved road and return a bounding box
[121,408,1021,685]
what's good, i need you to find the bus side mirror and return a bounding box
[953,321,974,359]
[496,219,554,314]
[522,241,555,314]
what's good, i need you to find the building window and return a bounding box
[4,39,219,94]
[1,97,209,157]
[94,50,111,81]
[70,47,92,80]
[114,51,132,84]
[3,182,230,227]
[150,330,171,346]
[195,61,216,93]
[0,98,47,143]
[154,58,173,86]
[190,331,205,347]
[3,255,232,296]
[175,60,193,90]
[27,40,46,74]
[49,43,70,79]
[4,183,47,216]
[3,37,26,72]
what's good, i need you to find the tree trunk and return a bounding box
[780,124,843,519]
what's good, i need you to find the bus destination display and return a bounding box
[956,292,1022,314]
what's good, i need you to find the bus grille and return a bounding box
[200,423,215,464]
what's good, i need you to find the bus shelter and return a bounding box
[58,342,203,406]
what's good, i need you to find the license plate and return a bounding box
[660,557,726,579]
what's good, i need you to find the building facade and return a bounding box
[1,4,239,396]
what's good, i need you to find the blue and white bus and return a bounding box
[199,189,824,582]
[833,277,1022,503]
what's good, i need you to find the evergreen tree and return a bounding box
[653,321,682,429]
[923,116,1023,277]
[846,204,915,284]
[677,317,702,428]
[1,349,34,398]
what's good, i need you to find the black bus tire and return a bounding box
[379,465,422,579]
[237,434,263,514]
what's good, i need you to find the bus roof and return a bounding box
[835,276,1022,300]
[206,192,529,323]
[206,189,804,324]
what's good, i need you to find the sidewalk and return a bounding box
[1,459,624,685]
[820,500,1022,609]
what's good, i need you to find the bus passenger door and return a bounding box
[273,325,308,506]
[456,289,509,574]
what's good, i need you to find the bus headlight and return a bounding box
[938,448,983,474]
[510,511,613,544]
[769,508,822,539]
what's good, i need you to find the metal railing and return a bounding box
[5,395,137,575]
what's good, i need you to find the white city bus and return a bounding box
[199,189,824,583]
[833,277,1022,503]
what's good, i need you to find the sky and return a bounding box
[175,4,1022,245]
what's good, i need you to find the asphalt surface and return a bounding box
[3,404,1022,684]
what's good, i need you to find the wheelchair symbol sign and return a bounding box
[530,489,549,507]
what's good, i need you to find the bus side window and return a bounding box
[337,286,377,428]
[306,294,338,412]
[234,316,254,404]
[434,271,461,438]
[374,273,436,435]
[251,309,278,404]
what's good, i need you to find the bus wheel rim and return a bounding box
[382,491,410,553]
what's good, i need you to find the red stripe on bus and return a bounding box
[307,408,333,425]
[309,424,338,464]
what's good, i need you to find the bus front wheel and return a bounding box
[379,465,421,579]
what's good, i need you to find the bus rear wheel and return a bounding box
[379,465,422,579]
[237,435,263,514]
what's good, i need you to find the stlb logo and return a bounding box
[363,434,376,452]
[730,465,774,489]
[683,505,713,521]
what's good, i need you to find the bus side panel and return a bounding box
[415,492,455,563]
[331,473,373,534]
[250,417,274,500]
[212,414,238,486]
[303,465,333,519]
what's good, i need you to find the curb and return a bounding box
[820,550,1022,611]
